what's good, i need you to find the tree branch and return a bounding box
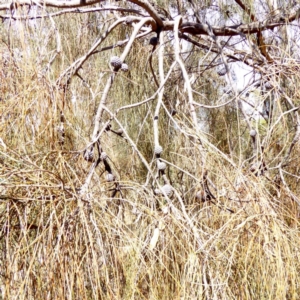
[1,0,163,29]
[163,9,300,36]
[2,0,299,38]
[0,6,144,20]
[233,0,273,62]
[0,0,100,10]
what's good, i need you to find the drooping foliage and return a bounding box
[1,0,300,298]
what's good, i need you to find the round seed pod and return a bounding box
[106,173,115,182]
[264,82,273,90]
[157,161,166,171]
[105,124,111,131]
[223,87,232,94]
[171,109,177,116]
[161,205,169,214]
[115,128,123,135]
[57,125,65,144]
[149,37,158,46]
[196,191,206,201]
[162,184,173,197]
[217,68,227,76]
[83,150,94,162]
[125,16,134,25]
[249,163,259,173]
[100,152,108,160]
[250,129,257,137]
[110,56,122,69]
[196,191,202,200]
[154,188,162,195]
[121,63,129,72]
[154,145,163,155]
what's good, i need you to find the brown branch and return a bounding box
[179,33,259,68]
[164,7,299,36]
[233,0,272,62]
[0,0,101,10]
[2,0,299,39]
[0,6,144,20]
[148,45,160,88]
[0,0,163,29]
[164,17,296,36]
[56,17,128,85]
[128,0,163,28]
[234,0,256,22]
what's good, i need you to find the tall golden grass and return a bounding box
[0,6,300,300]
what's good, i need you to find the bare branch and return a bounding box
[91,17,153,142]
[0,0,100,10]
[0,6,144,20]
[174,16,206,168]
[3,0,298,38]
[164,9,300,36]
[56,17,128,85]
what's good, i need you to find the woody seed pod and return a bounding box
[100,152,108,160]
[217,68,227,76]
[264,82,273,90]
[154,145,163,155]
[149,37,158,46]
[162,184,173,197]
[121,63,129,72]
[110,56,122,69]
[157,161,166,171]
[154,188,162,195]
[115,128,123,135]
[106,173,115,182]
[84,150,94,162]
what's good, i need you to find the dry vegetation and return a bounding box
[1,0,300,299]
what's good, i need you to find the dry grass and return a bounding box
[1,7,300,300]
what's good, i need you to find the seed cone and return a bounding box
[83,150,94,162]
[149,37,158,46]
[162,184,173,196]
[106,173,115,182]
[110,56,122,69]
[101,152,108,160]
[154,145,163,155]
[121,63,129,72]
[157,161,166,171]
[217,68,227,76]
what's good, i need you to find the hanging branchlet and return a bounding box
[196,171,234,213]
[249,160,267,176]
[84,140,101,163]
[250,129,257,151]
[151,31,173,197]
[248,130,267,176]
[57,111,65,147]
[198,170,216,202]
[111,128,124,136]
[102,156,112,174]
[83,146,94,162]
[102,153,116,183]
